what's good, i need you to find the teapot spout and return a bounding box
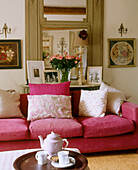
[38,135,44,148]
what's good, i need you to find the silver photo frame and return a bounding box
[42,70,60,84]
[87,66,102,85]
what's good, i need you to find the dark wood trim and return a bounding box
[44,6,86,15]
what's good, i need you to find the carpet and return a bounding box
[85,150,138,170]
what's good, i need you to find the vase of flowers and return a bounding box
[60,67,71,83]
[50,52,80,82]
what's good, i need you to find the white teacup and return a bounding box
[35,151,47,165]
[58,151,70,166]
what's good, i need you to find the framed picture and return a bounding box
[0,39,21,69]
[27,60,45,83]
[42,70,60,83]
[87,66,102,85]
[108,38,136,67]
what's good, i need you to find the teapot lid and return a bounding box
[47,131,61,140]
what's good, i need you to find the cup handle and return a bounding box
[62,138,69,149]
[35,153,38,160]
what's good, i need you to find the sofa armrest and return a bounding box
[121,102,138,124]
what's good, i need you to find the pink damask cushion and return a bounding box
[29,81,71,96]
[79,90,107,117]
[27,94,72,121]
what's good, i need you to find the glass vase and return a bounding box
[60,68,71,83]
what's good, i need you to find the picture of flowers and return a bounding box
[108,38,135,67]
[0,40,21,69]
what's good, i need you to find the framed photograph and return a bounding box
[42,70,60,83]
[108,38,136,67]
[0,39,21,69]
[87,66,102,85]
[27,60,45,83]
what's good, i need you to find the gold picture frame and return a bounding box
[42,70,60,83]
[108,38,136,68]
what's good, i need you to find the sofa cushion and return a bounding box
[79,90,107,117]
[27,94,72,121]
[0,89,23,118]
[29,81,71,96]
[77,115,135,138]
[29,118,83,139]
[0,118,29,141]
[100,82,126,115]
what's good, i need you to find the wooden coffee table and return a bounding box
[13,150,88,170]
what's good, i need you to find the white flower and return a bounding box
[6,49,14,58]
[1,50,5,53]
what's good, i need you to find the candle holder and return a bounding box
[118,23,127,37]
[0,23,11,38]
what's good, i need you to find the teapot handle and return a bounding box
[62,138,69,149]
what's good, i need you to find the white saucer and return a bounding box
[51,156,76,168]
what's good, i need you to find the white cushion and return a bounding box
[100,82,126,115]
[27,94,72,121]
[0,89,23,118]
[79,90,107,117]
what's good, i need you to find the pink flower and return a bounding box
[75,56,80,60]
[50,55,59,61]
[64,51,68,55]
[57,56,63,60]
[50,56,55,61]
[65,55,75,59]
[122,51,128,57]
[50,51,80,70]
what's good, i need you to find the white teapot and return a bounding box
[38,131,69,157]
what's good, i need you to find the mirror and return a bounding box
[42,28,88,80]
[43,0,86,21]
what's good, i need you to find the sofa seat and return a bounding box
[0,118,29,141]
[29,118,83,139]
[77,114,135,138]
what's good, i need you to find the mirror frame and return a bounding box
[25,0,104,79]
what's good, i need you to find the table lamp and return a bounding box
[74,30,88,85]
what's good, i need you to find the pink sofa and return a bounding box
[0,90,138,153]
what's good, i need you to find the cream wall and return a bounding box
[104,0,138,104]
[0,0,25,92]
[0,0,138,104]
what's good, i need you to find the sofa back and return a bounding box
[20,90,81,118]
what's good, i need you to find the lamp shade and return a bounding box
[73,31,88,47]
